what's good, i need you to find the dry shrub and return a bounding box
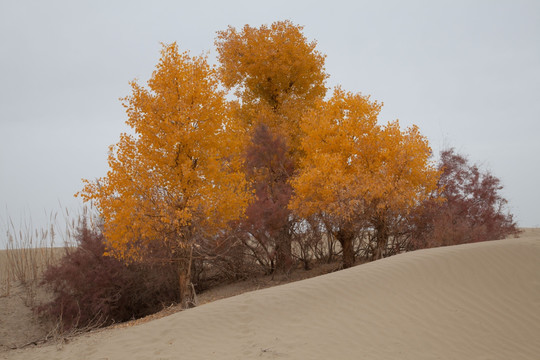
[38,218,178,331]
[240,123,296,274]
[191,229,264,290]
[409,148,520,249]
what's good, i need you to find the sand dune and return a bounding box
[4,233,539,360]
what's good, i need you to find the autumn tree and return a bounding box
[215,20,327,152]
[409,148,519,248]
[290,88,440,267]
[78,43,250,307]
[216,21,328,272]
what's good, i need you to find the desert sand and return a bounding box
[2,230,539,359]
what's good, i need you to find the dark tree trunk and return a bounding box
[275,229,293,273]
[178,271,189,308]
[177,244,194,308]
[326,234,335,263]
[337,228,355,269]
[373,218,388,261]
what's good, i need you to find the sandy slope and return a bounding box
[3,233,539,360]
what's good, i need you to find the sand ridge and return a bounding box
[3,234,539,359]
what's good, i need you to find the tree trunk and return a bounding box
[178,271,189,308]
[177,244,194,309]
[373,218,388,261]
[337,228,355,269]
[275,229,292,274]
[326,234,334,263]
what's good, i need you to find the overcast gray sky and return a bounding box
[1,0,539,246]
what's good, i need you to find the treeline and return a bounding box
[39,21,518,331]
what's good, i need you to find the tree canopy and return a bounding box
[290,88,440,266]
[216,20,327,154]
[78,44,250,305]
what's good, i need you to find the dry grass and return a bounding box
[0,210,80,305]
[0,209,97,350]
[0,248,66,304]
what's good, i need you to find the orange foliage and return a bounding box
[290,88,440,265]
[79,21,443,281]
[216,20,327,153]
[215,21,328,271]
[78,43,250,264]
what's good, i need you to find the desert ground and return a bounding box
[1,229,539,359]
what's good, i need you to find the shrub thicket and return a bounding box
[409,148,520,249]
[38,218,178,331]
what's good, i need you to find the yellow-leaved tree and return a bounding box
[78,43,250,306]
[290,88,440,267]
[215,21,328,272]
[215,20,327,152]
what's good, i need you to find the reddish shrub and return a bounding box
[409,148,519,249]
[241,123,296,274]
[38,218,178,331]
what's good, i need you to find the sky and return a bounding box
[1,0,539,246]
